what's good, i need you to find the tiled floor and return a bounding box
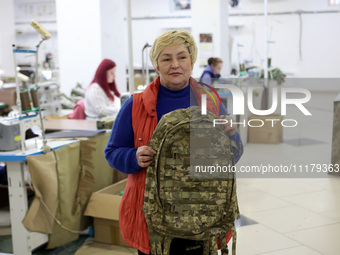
[1,91,340,254]
[74,241,138,255]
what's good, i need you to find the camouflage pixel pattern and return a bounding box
[143,106,240,255]
[332,100,340,167]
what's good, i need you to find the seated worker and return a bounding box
[84,59,121,120]
[199,57,223,86]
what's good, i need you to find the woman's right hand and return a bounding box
[136,146,156,168]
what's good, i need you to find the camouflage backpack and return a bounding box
[143,106,240,255]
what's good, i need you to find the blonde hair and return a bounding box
[149,30,198,69]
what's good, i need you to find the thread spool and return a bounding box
[20,88,31,112]
[30,88,39,109]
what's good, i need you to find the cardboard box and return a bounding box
[236,84,265,146]
[248,114,283,144]
[84,178,129,247]
[134,74,143,90]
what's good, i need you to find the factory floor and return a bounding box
[1,174,340,255]
[1,91,340,255]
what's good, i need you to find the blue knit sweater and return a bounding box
[104,84,243,174]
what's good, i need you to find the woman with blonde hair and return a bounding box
[105,30,243,255]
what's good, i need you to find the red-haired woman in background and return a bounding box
[84,59,121,119]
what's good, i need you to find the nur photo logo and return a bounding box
[199,84,312,128]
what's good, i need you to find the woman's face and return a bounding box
[155,44,192,91]
[107,67,116,83]
[212,62,223,75]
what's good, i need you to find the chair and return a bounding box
[68,99,86,119]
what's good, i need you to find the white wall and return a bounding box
[130,0,340,80]
[130,0,191,71]
[298,13,340,78]
[230,0,339,13]
[191,0,230,78]
[13,0,58,74]
[5,0,339,94]
[56,0,129,96]
[56,0,102,96]
[100,0,128,93]
[131,18,192,68]
[129,0,230,79]
[228,0,340,78]
[0,0,16,76]
[131,0,191,17]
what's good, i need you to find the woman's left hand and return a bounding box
[220,114,237,136]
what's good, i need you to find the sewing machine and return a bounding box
[4,19,52,153]
[0,112,40,152]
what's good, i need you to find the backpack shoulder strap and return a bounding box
[190,77,220,116]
